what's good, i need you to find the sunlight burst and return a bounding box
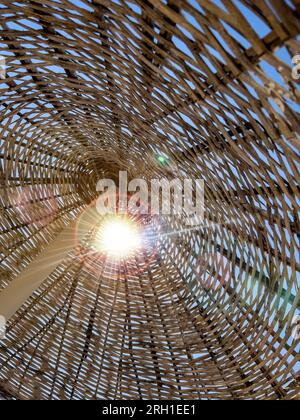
[95,216,142,259]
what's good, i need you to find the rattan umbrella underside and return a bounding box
[0,0,299,400]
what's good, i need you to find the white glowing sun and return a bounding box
[96,217,142,258]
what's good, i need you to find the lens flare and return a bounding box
[94,216,142,259]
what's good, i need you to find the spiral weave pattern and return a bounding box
[0,0,299,400]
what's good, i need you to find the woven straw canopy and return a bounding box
[0,0,299,400]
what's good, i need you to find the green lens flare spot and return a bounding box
[157,155,170,166]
